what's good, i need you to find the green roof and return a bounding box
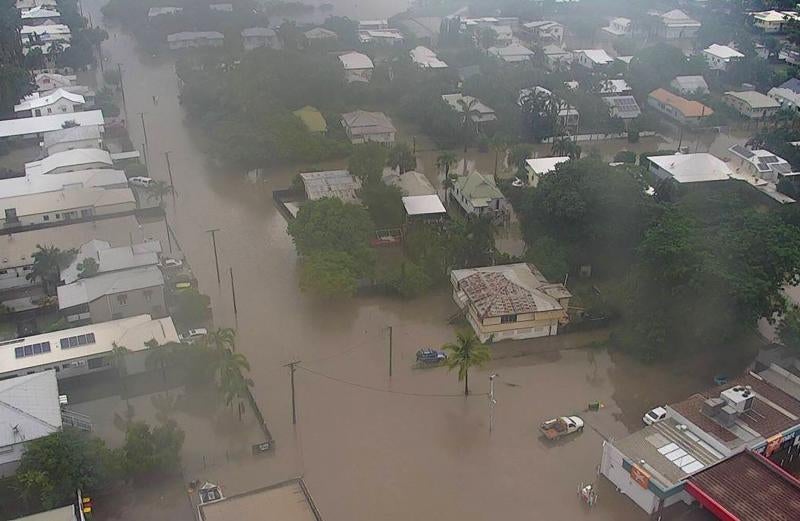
[293,106,327,133]
[455,171,504,206]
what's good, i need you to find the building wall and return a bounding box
[88,285,166,323]
[48,160,109,175]
[21,97,81,118]
[0,348,153,382]
[600,441,661,514]
[344,68,373,83]
[0,199,135,229]
[453,290,563,343]
[45,137,103,155]
[348,130,395,145]
[722,95,779,119]
[0,443,25,478]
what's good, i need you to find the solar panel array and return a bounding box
[730,144,754,159]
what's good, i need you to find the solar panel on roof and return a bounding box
[774,163,795,174]
[731,144,755,158]
[761,155,781,164]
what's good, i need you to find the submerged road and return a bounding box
[81,2,716,519]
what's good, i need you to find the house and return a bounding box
[34,72,75,91]
[598,79,632,96]
[304,27,338,43]
[489,25,514,46]
[300,170,359,203]
[209,3,233,12]
[658,9,701,40]
[604,96,642,121]
[382,169,437,197]
[0,314,179,381]
[0,187,136,230]
[42,125,103,155]
[451,263,571,343]
[358,20,388,31]
[542,44,572,71]
[449,170,506,217]
[241,27,280,51]
[293,106,327,134]
[602,17,632,37]
[15,0,57,9]
[647,88,713,125]
[14,89,85,117]
[601,370,800,516]
[167,32,224,50]
[340,111,396,144]
[12,505,82,521]
[488,43,534,63]
[572,49,614,70]
[0,372,62,476]
[647,153,732,184]
[58,265,167,323]
[519,87,580,133]
[703,44,744,70]
[25,148,113,176]
[61,239,162,285]
[20,6,61,25]
[728,144,799,203]
[751,10,800,33]
[338,52,374,83]
[0,169,127,202]
[442,94,497,124]
[769,77,800,111]
[198,478,323,521]
[359,29,404,46]
[20,24,71,46]
[0,110,104,141]
[670,75,709,96]
[522,20,563,44]
[723,90,780,119]
[402,195,446,223]
[524,156,570,187]
[410,46,448,69]
[147,6,182,18]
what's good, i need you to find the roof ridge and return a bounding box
[0,396,60,432]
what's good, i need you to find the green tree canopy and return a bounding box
[288,197,374,260]
[349,143,388,184]
[122,420,185,482]
[386,143,417,174]
[299,250,360,297]
[359,181,405,228]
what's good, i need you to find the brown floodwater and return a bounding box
[80,2,727,519]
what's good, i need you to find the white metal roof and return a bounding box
[574,49,614,64]
[660,9,701,27]
[0,371,61,448]
[599,79,631,94]
[42,124,102,147]
[410,46,448,69]
[0,315,179,377]
[671,75,709,93]
[0,186,135,218]
[167,31,224,42]
[0,110,103,139]
[338,51,374,70]
[704,44,744,60]
[488,43,534,62]
[648,153,733,183]
[148,6,183,17]
[725,90,781,109]
[0,169,127,200]
[25,148,113,176]
[62,240,161,284]
[58,265,164,308]
[525,156,570,175]
[402,195,446,216]
[14,88,85,113]
[20,6,60,19]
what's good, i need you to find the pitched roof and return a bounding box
[648,153,732,183]
[293,106,327,133]
[660,9,700,27]
[300,170,358,202]
[777,77,800,94]
[57,265,164,308]
[0,168,127,200]
[15,89,85,113]
[304,27,337,39]
[649,88,713,118]
[671,75,709,93]
[62,239,162,284]
[704,44,744,60]
[20,6,60,19]
[410,46,448,68]
[167,31,224,42]
[525,156,570,175]
[603,96,642,119]
[0,110,104,139]
[454,170,504,204]
[488,43,534,62]
[341,111,395,135]
[25,148,113,176]
[725,90,781,109]
[0,371,61,448]
[338,51,373,70]
[574,49,614,64]
[0,187,135,218]
[42,124,102,147]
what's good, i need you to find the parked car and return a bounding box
[174,282,192,291]
[643,406,667,426]
[179,328,208,343]
[129,176,154,187]
[161,258,183,269]
[540,416,584,440]
[416,348,447,364]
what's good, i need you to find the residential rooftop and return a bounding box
[58,265,164,309]
[0,168,127,200]
[410,46,448,69]
[341,110,396,136]
[525,156,570,175]
[14,88,84,113]
[724,90,781,109]
[300,170,359,203]
[167,31,224,42]
[574,49,614,65]
[62,239,162,284]
[704,44,744,60]
[25,148,113,176]
[453,170,503,207]
[649,89,713,118]
[0,371,61,450]
[338,51,374,70]
[0,187,135,219]
[42,124,102,147]
[0,110,104,139]
[402,195,446,216]
[648,153,731,183]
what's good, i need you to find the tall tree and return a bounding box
[386,143,417,174]
[443,329,490,396]
[0,0,32,115]
[26,245,76,295]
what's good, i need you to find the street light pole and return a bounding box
[117,64,127,119]
[206,228,221,285]
[139,112,149,165]
[284,361,300,425]
[489,373,498,433]
[164,151,177,205]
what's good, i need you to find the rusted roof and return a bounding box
[687,451,800,521]
[672,393,738,442]
[649,88,713,118]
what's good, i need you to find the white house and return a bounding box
[722,91,781,119]
[543,44,572,71]
[703,44,744,70]
[670,75,710,96]
[488,43,534,63]
[602,17,632,37]
[340,111,396,144]
[522,20,563,44]
[167,31,224,50]
[769,77,800,111]
[659,9,701,40]
[0,187,136,229]
[14,88,85,117]
[450,170,506,217]
[0,372,62,476]
[61,239,162,285]
[42,125,103,155]
[20,24,70,46]
[573,49,614,70]
[0,110,104,141]
[34,72,75,91]
[25,148,113,176]
[147,6,183,18]
[524,156,570,187]
[20,6,60,25]
[0,315,179,381]
[729,144,799,185]
[359,29,404,46]
[442,94,497,124]
[304,27,338,42]
[751,10,800,33]
[451,263,571,343]
[410,46,448,69]
[648,89,713,126]
[241,27,280,51]
[647,153,732,184]
[0,169,127,202]
[338,51,374,83]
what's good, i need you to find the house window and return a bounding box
[81,209,92,218]
[117,294,128,306]
[143,289,152,302]
[87,357,105,370]
[43,215,50,221]
[501,314,517,324]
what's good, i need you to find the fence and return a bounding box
[542,131,656,143]
[245,384,275,453]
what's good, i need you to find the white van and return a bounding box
[129,176,154,187]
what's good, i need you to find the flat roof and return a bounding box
[199,478,322,521]
[687,451,800,521]
[705,44,745,60]
[57,265,164,309]
[525,156,570,175]
[0,110,103,139]
[725,90,781,109]
[0,186,135,217]
[0,315,178,377]
[648,153,732,183]
[402,195,446,216]
[8,505,76,521]
[0,169,127,200]
[25,148,114,176]
[62,239,161,284]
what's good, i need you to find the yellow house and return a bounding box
[451,263,571,343]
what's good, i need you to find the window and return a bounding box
[143,289,152,302]
[117,294,128,306]
[81,209,93,218]
[43,215,50,221]
[60,332,95,349]
[87,357,105,370]
[55,213,60,219]
[14,341,51,359]
[501,314,518,324]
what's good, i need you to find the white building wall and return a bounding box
[28,97,81,117]
[600,441,660,514]
[45,137,103,155]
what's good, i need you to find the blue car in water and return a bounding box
[416,349,447,364]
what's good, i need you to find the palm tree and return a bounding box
[386,143,417,174]
[457,97,481,174]
[26,244,76,295]
[551,136,581,160]
[436,152,457,178]
[217,349,253,421]
[111,342,130,403]
[205,327,236,354]
[144,181,173,207]
[443,329,490,396]
[145,339,179,389]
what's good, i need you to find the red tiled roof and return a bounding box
[687,451,800,521]
[649,88,713,118]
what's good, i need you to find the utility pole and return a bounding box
[387,325,393,378]
[164,213,173,253]
[164,151,177,205]
[206,228,221,285]
[489,373,498,433]
[230,267,238,328]
[139,112,149,165]
[284,361,300,424]
[117,64,127,119]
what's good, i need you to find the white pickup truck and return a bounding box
[539,416,584,440]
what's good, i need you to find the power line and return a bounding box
[295,365,487,399]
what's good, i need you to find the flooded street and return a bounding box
[78,2,725,519]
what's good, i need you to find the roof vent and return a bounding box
[720,386,755,413]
